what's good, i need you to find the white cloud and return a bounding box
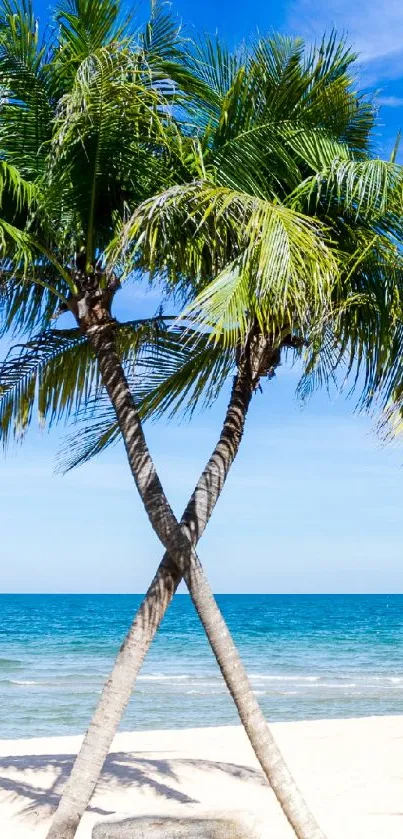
[379,96,403,108]
[285,0,403,71]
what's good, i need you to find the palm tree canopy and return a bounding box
[106,33,403,421]
[0,14,402,460]
[0,0,188,327]
[0,0,204,443]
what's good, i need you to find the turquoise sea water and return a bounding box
[1,594,403,738]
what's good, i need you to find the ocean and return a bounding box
[1,594,403,739]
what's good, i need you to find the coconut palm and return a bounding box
[0,4,339,839]
[0,10,401,839]
[44,32,403,839]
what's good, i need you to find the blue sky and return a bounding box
[2,0,403,593]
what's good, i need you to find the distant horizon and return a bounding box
[3,591,403,596]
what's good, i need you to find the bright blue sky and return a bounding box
[2,0,403,593]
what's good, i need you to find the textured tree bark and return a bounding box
[46,322,326,839]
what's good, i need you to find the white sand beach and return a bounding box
[0,715,402,838]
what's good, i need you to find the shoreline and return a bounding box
[1,715,403,837]
[1,710,402,747]
[0,708,401,736]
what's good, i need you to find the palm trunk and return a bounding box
[46,339,255,839]
[47,322,326,839]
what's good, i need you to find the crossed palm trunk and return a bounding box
[46,318,326,839]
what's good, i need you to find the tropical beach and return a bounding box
[2,594,403,836]
[1,0,403,836]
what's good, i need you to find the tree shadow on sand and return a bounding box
[0,751,266,826]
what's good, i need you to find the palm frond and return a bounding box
[0,327,86,443]
[302,32,375,154]
[0,315,186,446]
[140,1,182,64]
[49,43,176,260]
[0,0,54,174]
[57,412,120,471]
[296,233,403,412]
[54,0,134,82]
[0,263,66,335]
[289,158,403,223]
[0,159,38,212]
[57,328,235,471]
[117,182,338,346]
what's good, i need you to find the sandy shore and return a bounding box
[0,716,402,838]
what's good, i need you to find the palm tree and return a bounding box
[45,32,403,839]
[0,4,337,839]
[0,10,401,839]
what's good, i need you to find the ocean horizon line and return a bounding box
[2,591,403,596]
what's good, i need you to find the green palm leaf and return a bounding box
[0,314,183,439]
[289,158,403,222]
[0,0,54,175]
[56,329,235,472]
[0,328,86,442]
[118,182,337,346]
